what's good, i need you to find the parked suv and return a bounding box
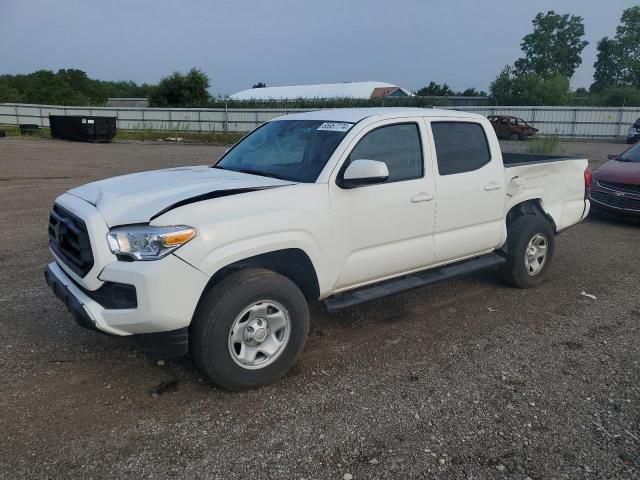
[589,142,640,216]
[488,115,538,141]
[45,108,590,390]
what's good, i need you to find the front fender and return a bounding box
[153,183,334,296]
[175,230,330,294]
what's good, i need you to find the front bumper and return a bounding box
[46,254,209,336]
[45,261,199,359]
[48,193,211,336]
[45,263,97,331]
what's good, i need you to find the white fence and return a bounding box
[2,103,639,138]
[0,103,311,134]
[459,106,638,138]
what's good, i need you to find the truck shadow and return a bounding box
[586,210,640,228]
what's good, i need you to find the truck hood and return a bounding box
[68,166,294,226]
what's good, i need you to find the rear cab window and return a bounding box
[430,122,491,175]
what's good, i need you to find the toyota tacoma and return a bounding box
[45,108,591,390]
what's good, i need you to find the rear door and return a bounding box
[328,118,436,290]
[427,119,505,263]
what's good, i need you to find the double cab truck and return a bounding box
[45,108,591,390]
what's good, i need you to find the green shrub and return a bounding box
[527,136,561,155]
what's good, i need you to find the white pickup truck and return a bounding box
[45,108,591,390]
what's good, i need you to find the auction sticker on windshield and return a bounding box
[316,122,353,132]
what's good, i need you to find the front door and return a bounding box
[328,119,437,291]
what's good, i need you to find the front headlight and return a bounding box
[107,225,196,261]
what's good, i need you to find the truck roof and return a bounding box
[274,107,486,123]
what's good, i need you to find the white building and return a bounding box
[230,81,412,100]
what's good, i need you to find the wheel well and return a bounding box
[203,249,320,302]
[506,199,556,232]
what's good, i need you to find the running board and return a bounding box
[323,253,506,313]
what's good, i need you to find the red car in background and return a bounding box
[589,142,640,217]
[488,115,538,141]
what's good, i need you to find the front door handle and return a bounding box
[484,182,502,192]
[411,192,434,203]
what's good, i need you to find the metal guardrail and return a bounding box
[1,103,639,138]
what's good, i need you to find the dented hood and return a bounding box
[68,166,293,226]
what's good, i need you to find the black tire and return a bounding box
[191,268,309,391]
[502,215,555,288]
[509,132,519,141]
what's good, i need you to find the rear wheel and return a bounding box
[502,215,555,288]
[191,268,310,391]
[509,132,520,141]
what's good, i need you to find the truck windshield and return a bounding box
[214,120,353,182]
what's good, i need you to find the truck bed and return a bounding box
[503,152,579,167]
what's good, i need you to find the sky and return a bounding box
[0,0,637,96]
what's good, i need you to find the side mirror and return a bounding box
[340,159,389,188]
[607,154,618,160]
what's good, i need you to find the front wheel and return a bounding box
[191,268,310,391]
[502,215,555,288]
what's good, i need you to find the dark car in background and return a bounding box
[589,142,640,217]
[626,118,640,144]
[488,115,538,141]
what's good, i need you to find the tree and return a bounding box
[149,68,211,107]
[489,66,570,105]
[514,11,588,78]
[0,69,157,105]
[489,66,516,105]
[592,6,640,91]
[459,87,487,97]
[601,86,640,106]
[616,5,640,86]
[415,82,454,96]
[591,38,621,92]
[512,73,570,105]
[252,82,267,88]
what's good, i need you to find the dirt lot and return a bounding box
[1,137,639,480]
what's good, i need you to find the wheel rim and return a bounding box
[524,233,548,276]
[228,300,291,370]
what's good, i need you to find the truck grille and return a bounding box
[597,180,640,195]
[48,204,94,277]
[591,190,640,211]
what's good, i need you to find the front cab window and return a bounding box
[342,123,423,184]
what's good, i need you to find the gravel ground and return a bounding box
[0,137,638,480]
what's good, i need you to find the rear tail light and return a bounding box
[584,167,593,198]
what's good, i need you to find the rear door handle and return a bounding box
[411,192,434,203]
[484,182,502,192]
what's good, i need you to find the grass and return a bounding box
[1,124,244,145]
[1,125,51,138]
[527,136,562,155]
[114,129,244,145]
